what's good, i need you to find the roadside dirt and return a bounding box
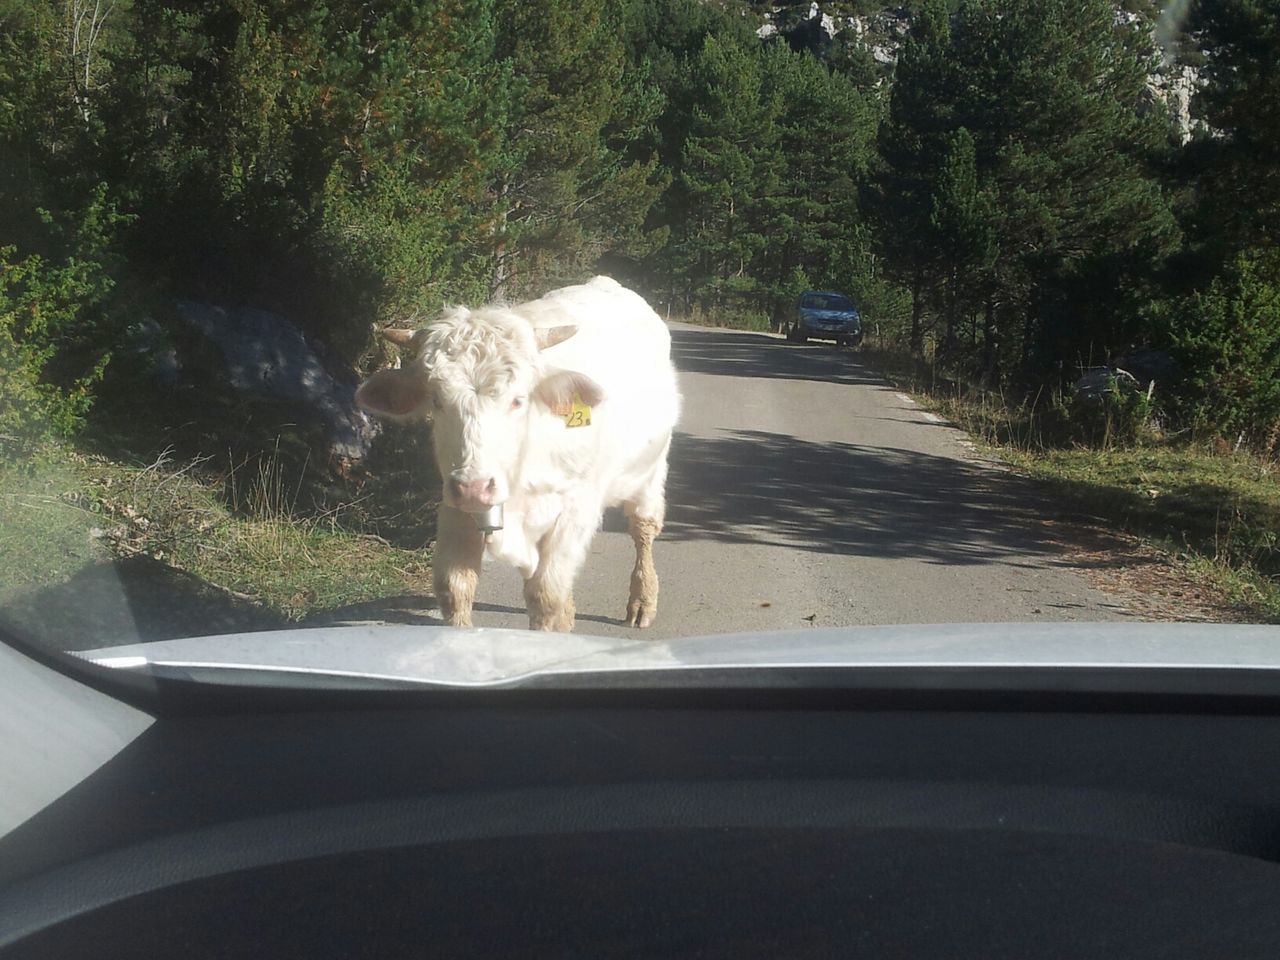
[1040,517,1251,623]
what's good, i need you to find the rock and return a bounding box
[754,4,1203,129]
[175,301,379,461]
[872,44,898,66]
[123,318,182,387]
[1112,349,1179,390]
[1072,366,1141,404]
[1142,65,1200,143]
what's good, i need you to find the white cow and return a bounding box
[356,276,680,632]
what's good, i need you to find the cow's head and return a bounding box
[355,307,603,512]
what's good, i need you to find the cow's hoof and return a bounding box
[626,599,656,629]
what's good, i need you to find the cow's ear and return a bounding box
[534,369,604,415]
[534,325,578,351]
[356,368,432,420]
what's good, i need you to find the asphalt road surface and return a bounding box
[13,322,1132,652]
[458,324,1129,638]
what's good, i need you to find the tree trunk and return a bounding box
[490,177,512,300]
[982,294,999,386]
[909,267,925,358]
[942,267,959,362]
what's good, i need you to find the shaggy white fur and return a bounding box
[356,277,680,632]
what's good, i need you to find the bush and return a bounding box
[1166,249,1280,449]
[684,301,773,332]
[0,175,130,451]
[0,247,113,449]
[1050,375,1159,449]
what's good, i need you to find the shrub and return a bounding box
[1053,375,1159,449]
[0,184,128,451]
[685,301,772,332]
[1166,249,1280,449]
[0,248,112,448]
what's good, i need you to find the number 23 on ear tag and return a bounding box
[565,395,592,428]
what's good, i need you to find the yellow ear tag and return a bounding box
[564,395,592,428]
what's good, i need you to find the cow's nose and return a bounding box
[449,475,497,507]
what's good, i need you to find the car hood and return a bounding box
[73,622,1280,693]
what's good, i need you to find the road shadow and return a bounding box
[2,562,627,654]
[671,328,887,387]
[1,556,287,653]
[666,428,1092,569]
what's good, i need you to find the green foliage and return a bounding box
[929,126,995,354]
[0,0,1274,454]
[0,444,432,625]
[1053,378,1159,450]
[96,0,513,356]
[491,0,666,298]
[871,0,955,354]
[1187,0,1280,257]
[669,34,783,307]
[653,17,878,323]
[872,0,1179,375]
[1166,249,1280,447]
[764,42,877,315]
[0,252,109,445]
[0,182,127,449]
[683,302,773,332]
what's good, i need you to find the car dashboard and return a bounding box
[2,630,1280,958]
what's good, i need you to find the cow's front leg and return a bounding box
[523,506,595,633]
[433,505,485,627]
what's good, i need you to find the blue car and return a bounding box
[787,290,863,347]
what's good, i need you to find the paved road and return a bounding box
[14,323,1131,652]
[443,324,1129,638]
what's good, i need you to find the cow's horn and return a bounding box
[381,327,417,346]
[534,325,578,351]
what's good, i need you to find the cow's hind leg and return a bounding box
[433,505,485,627]
[624,445,669,629]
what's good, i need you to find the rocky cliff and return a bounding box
[747,1,1201,140]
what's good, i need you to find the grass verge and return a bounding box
[670,305,775,333]
[0,441,432,627]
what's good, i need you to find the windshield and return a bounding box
[800,294,855,311]
[2,0,1278,690]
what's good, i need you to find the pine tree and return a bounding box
[872,0,953,356]
[668,34,783,313]
[99,0,513,355]
[765,43,877,323]
[928,126,994,359]
[1187,0,1280,257]
[950,0,1178,376]
[491,0,665,298]
[871,0,1177,374]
